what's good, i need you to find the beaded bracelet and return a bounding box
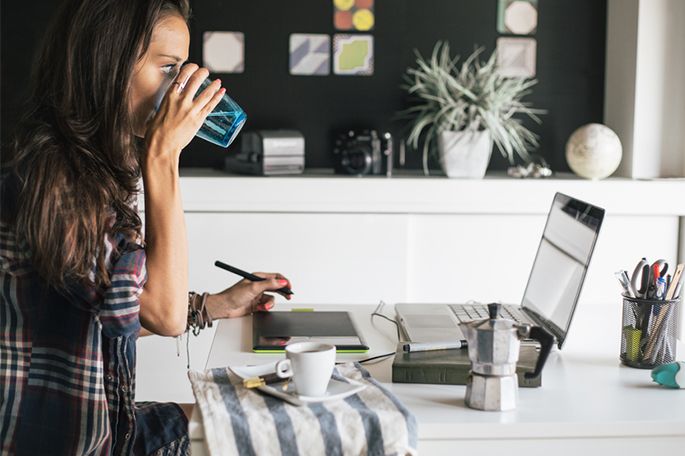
[202,293,213,327]
[187,291,213,336]
[181,291,214,369]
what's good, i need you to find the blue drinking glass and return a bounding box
[151,73,246,148]
[193,78,247,148]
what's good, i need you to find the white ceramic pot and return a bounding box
[437,130,493,178]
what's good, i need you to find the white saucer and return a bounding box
[229,362,366,406]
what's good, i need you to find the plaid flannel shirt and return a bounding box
[0,220,188,455]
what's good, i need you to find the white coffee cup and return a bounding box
[275,342,336,397]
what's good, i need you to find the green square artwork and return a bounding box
[333,34,374,76]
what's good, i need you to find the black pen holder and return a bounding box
[620,294,678,369]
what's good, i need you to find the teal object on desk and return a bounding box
[651,361,685,388]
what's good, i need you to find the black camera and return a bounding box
[332,129,393,176]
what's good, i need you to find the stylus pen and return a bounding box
[403,340,467,353]
[214,260,294,295]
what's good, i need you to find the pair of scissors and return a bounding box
[630,258,650,299]
[631,258,669,299]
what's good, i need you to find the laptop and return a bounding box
[395,192,605,349]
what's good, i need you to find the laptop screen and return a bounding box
[521,193,604,348]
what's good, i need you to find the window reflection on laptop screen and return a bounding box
[521,193,604,347]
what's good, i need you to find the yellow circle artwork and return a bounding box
[352,9,375,31]
[334,0,355,11]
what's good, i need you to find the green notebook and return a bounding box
[391,343,542,388]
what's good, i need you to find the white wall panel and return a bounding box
[185,213,410,305]
[406,215,546,304]
[405,214,678,305]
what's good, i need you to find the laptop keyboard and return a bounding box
[449,304,530,324]
[450,304,488,321]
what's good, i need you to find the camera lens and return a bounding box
[342,146,372,175]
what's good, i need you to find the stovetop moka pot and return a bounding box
[459,302,554,411]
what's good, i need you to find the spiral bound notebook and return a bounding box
[252,310,369,353]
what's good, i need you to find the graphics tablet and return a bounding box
[252,310,369,353]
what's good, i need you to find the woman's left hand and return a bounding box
[205,272,293,320]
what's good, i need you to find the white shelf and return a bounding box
[167,168,685,215]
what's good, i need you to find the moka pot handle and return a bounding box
[524,326,555,380]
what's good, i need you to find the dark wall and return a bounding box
[1,0,606,172]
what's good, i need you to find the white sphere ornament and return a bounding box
[565,123,622,179]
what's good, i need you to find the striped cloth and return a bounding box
[189,362,418,456]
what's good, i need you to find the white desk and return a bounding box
[190,303,685,455]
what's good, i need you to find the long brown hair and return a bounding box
[1,0,190,292]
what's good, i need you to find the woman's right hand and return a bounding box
[206,272,293,320]
[144,63,225,160]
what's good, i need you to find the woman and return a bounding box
[0,0,291,454]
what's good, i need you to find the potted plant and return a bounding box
[400,41,543,177]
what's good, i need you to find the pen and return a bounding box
[243,373,291,389]
[666,274,672,294]
[214,260,294,295]
[655,276,666,300]
[665,264,684,300]
[650,263,661,299]
[615,270,634,298]
[403,340,467,352]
